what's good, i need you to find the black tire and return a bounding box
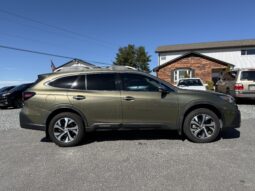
[48,112,85,147]
[183,108,220,143]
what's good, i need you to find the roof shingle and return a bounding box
[156,39,255,53]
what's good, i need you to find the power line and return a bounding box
[0,9,117,48]
[0,44,74,59]
[0,43,111,65]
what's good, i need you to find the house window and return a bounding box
[241,49,255,55]
[173,68,193,82]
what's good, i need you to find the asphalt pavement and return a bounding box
[0,104,255,191]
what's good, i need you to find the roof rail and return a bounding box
[53,65,138,73]
[106,65,138,71]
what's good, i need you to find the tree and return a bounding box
[113,44,151,72]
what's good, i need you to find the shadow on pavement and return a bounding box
[237,99,255,105]
[221,128,240,139]
[40,128,240,145]
[83,130,182,145]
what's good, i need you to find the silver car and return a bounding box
[216,68,255,100]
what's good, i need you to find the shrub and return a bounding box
[206,80,214,91]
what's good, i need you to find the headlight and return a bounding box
[219,95,235,103]
[2,92,11,97]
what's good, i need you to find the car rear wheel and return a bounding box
[48,112,85,147]
[183,108,220,143]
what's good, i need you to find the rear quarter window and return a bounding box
[48,76,80,89]
[240,71,255,81]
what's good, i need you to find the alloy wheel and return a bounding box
[53,117,79,143]
[190,114,216,139]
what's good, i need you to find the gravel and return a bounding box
[0,108,21,130]
[0,104,255,191]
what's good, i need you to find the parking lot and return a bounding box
[0,104,255,191]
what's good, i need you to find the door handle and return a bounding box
[73,95,86,100]
[123,96,135,101]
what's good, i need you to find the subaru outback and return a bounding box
[20,66,240,147]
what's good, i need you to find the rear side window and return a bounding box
[86,73,117,91]
[49,76,79,89]
[240,71,255,81]
[72,75,85,90]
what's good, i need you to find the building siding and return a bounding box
[159,47,255,68]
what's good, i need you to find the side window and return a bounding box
[121,74,159,92]
[48,76,78,89]
[86,73,117,91]
[72,75,85,90]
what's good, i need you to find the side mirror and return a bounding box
[158,86,169,94]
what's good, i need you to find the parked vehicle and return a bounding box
[0,86,15,94]
[177,78,206,91]
[0,83,33,109]
[215,68,255,100]
[20,66,240,147]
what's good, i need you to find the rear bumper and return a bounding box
[232,91,255,99]
[19,111,45,131]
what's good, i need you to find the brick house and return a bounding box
[153,39,255,85]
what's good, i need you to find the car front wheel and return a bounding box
[183,108,220,143]
[48,112,85,147]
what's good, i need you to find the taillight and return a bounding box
[22,92,36,101]
[234,83,244,91]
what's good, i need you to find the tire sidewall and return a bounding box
[48,112,85,147]
[183,109,220,143]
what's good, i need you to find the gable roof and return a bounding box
[56,58,95,69]
[156,39,255,53]
[153,52,234,72]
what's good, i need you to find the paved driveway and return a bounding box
[0,104,254,191]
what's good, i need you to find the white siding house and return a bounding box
[154,39,255,84]
[159,47,255,69]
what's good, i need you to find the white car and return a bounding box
[177,78,207,91]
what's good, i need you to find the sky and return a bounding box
[0,0,255,87]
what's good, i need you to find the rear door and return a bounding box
[67,73,122,127]
[119,73,179,128]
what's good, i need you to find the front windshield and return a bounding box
[0,86,15,93]
[9,83,32,93]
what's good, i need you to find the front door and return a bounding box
[120,73,179,128]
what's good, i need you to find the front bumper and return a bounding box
[223,107,241,129]
[19,111,45,131]
[0,97,9,107]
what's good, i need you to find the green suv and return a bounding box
[20,67,240,146]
